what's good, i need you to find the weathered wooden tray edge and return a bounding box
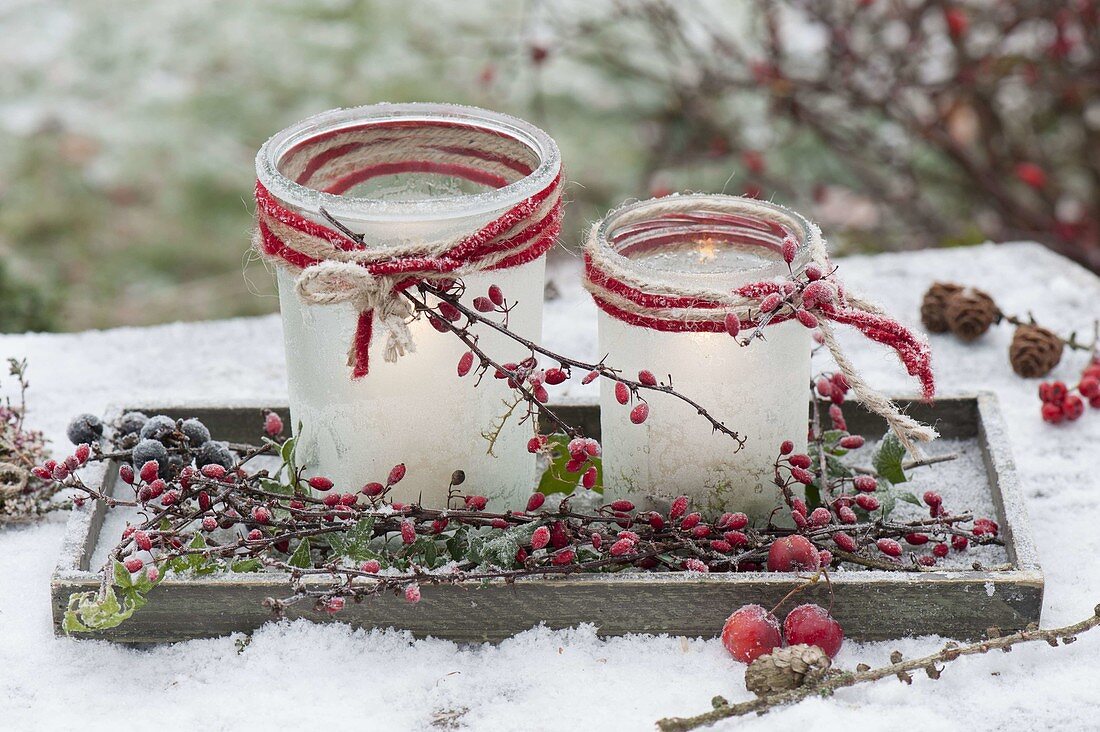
[51,392,1043,644]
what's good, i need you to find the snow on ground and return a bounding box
[1,242,1098,731]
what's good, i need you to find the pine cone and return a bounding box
[944,288,999,341]
[1009,324,1064,378]
[920,282,963,333]
[744,644,831,697]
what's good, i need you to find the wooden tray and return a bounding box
[52,393,1042,643]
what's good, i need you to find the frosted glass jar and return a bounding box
[592,196,813,518]
[256,104,561,508]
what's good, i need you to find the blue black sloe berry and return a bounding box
[139,415,177,443]
[114,411,149,437]
[196,441,234,470]
[131,438,169,471]
[180,418,211,446]
[67,414,104,445]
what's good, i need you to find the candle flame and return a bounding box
[696,238,718,263]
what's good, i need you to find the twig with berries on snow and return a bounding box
[657,604,1100,731]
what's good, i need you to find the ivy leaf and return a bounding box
[872,433,908,484]
[288,538,312,568]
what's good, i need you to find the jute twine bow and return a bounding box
[583,197,938,456]
[254,175,562,376]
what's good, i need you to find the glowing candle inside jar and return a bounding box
[256,104,561,508]
[589,196,813,518]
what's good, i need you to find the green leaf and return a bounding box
[536,434,602,495]
[872,433,907,484]
[113,560,134,589]
[230,558,262,573]
[897,491,921,506]
[288,538,312,568]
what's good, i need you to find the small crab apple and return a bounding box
[767,535,821,572]
[783,604,844,658]
[721,604,782,663]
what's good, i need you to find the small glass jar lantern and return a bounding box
[255,103,562,508]
[586,195,815,518]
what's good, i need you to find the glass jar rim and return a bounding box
[256,102,561,223]
[593,194,816,288]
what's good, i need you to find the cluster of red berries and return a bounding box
[1039,357,1100,424]
[722,602,844,663]
[32,442,92,484]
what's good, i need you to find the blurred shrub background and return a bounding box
[0,0,1096,332]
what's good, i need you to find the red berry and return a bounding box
[805,264,823,281]
[724,313,741,338]
[783,603,844,658]
[721,605,782,663]
[264,411,284,437]
[361,482,384,497]
[973,518,999,537]
[201,464,226,480]
[160,490,178,506]
[719,512,749,530]
[630,403,650,424]
[405,584,421,604]
[552,548,575,565]
[833,532,857,552]
[308,476,334,491]
[782,237,798,264]
[134,531,152,551]
[761,293,783,312]
[533,385,550,403]
[322,493,340,507]
[791,467,815,485]
[724,530,749,547]
[933,543,949,558]
[789,454,812,469]
[464,495,488,511]
[1079,376,1100,399]
[582,369,600,385]
[853,475,877,493]
[526,493,546,512]
[792,510,808,529]
[876,538,902,557]
[839,435,865,449]
[544,368,567,385]
[917,555,936,567]
[680,512,702,530]
[1042,402,1065,423]
[838,506,857,524]
[472,297,495,313]
[490,518,509,529]
[767,535,821,572]
[361,560,381,573]
[816,378,833,399]
[139,460,159,483]
[855,494,880,512]
[202,516,217,532]
[792,498,807,517]
[638,369,658,386]
[1050,381,1068,402]
[247,529,263,541]
[582,466,597,489]
[923,491,942,507]
[692,525,712,539]
[614,382,630,405]
[252,507,271,525]
[905,533,930,545]
[944,6,968,39]
[1064,395,1085,421]
[610,538,634,557]
[779,440,794,455]
[527,435,546,454]
[437,301,461,322]
[609,500,635,512]
[796,310,818,329]
[119,464,135,485]
[488,284,504,306]
[400,521,416,544]
[124,557,144,573]
[1014,162,1047,189]
[682,558,709,573]
[809,507,831,526]
[952,535,969,551]
[387,464,406,486]
[74,444,91,464]
[590,533,603,550]
[531,526,551,550]
[669,495,689,520]
[550,521,568,549]
[457,351,475,377]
